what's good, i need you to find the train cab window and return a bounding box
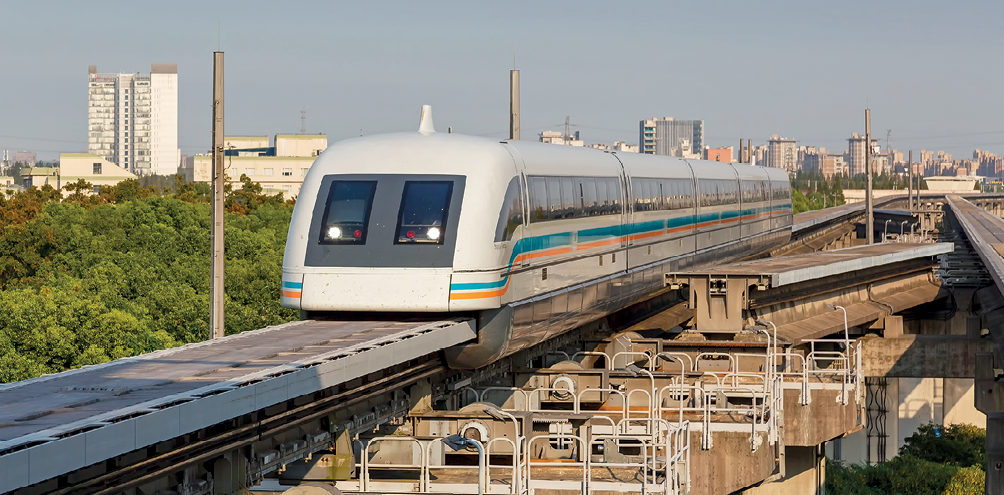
[319,181,377,244]
[494,177,523,242]
[395,181,453,244]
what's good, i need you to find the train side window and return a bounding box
[609,178,622,214]
[596,178,609,215]
[530,177,548,222]
[665,180,678,210]
[395,181,453,244]
[632,179,647,212]
[318,180,377,244]
[494,177,523,242]
[581,178,597,216]
[678,180,694,209]
[560,177,575,219]
[546,177,562,220]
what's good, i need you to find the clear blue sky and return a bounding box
[2,0,1002,161]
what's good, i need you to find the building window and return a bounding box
[282,168,292,176]
[264,168,274,177]
[301,168,309,176]
[93,186,100,194]
[245,168,255,177]
[282,185,291,192]
[93,163,102,174]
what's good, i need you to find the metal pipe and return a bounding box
[900,220,908,236]
[884,219,892,241]
[828,304,851,354]
[484,406,523,491]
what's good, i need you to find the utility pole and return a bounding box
[908,150,913,212]
[210,51,225,339]
[509,69,520,140]
[865,109,874,244]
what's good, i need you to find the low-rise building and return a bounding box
[192,134,327,197]
[539,131,583,146]
[60,153,138,194]
[20,167,60,189]
[612,141,638,153]
[705,147,733,163]
[22,154,140,195]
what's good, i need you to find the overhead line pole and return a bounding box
[509,69,520,141]
[211,51,225,339]
[865,109,874,244]
[908,150,913,212]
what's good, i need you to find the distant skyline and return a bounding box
[2,1,1003,162]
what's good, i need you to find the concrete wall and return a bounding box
[828,377,985,466]
[743,446,824,495]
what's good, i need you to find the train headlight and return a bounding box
[327,226,342,239]
[427,227,441,241]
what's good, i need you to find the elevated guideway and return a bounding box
[0,318,475,493]
[943,194,1004,494]
[7,195,1004,495]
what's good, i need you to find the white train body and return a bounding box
[282,130,792,368]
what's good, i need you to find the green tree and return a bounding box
[899,423,986,468]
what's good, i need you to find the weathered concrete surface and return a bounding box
[741,446,824,495]
[784,388,861,447]
[860,334,991,378]
[689,430,775,495]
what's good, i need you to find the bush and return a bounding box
[826,423,987,494]
[943,466,985,495]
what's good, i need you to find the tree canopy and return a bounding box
[0,175,298,382]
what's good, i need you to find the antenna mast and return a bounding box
[301,109,307,134]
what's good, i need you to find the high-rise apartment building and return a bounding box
[846,133,878,176]
[87,64,179,176]
[767,135,797,173]
[639,118,703,157]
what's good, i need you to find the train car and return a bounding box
[281,107,792,369]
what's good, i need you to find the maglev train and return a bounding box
[281,107,792,369]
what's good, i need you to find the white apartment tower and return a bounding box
[88,64,179,176]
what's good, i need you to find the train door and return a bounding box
[502,144,531,269]
[683,160,699,259]
[610,153,630,250]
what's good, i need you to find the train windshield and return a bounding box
[396,181,453,244]
[319,181,377,244]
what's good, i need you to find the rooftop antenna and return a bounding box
[301,109,307,134]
